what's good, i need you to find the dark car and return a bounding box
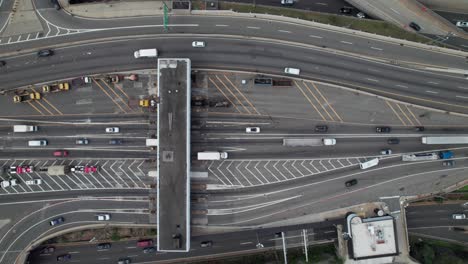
[118,258,131,264]
[200,241,213,248]
[387,138,400,145]
[345,179,358,187]
[281,0,294,6]
[143,247,156,253]
[51,0,61,10]
[409,22,421,31]
[97,243,111,250]
[37,49,54,57]
[315,125,328,132]
[56,254,71,261]
[0,61,5,66]
[109,139,122,145]
[40,246,55,254]
[376,126,391,133]
[340,7,353,14]
[415,126,425,132]
[442,160,455,166]
[49,216,65,226]
[75,138,89,145]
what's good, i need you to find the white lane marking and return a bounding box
[127,255,139,257]
[215,24,229,27]
[371,47,383,51]
[427,81,439,85]
[390,8,401,14]
[425,90,438,94]
[126,246,137,249]
[340,41,353,45]
[247,26,260,29]
[366,78,379,82]
[98,258,110,260]
[458,86,468,89]
[324,230,336,233]
[316,2,327,5]
[396,84,408,88]
[456,95,468,99]
[68,251,80,254]
[278,30,291,33]
[309,35,323,39]
[240,241,253,245]
[380,195,400,199]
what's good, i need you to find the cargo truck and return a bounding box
[13,92,41,103]
[134,49,158,58]
[422,136,468,144]
[47,165,70,176]
[42,83,69,93]
[402,151,453,161]
[13,125,38,132]
[197,151,228,160]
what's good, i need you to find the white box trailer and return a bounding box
[134,49,158,58]
[146,139,158,147]
[197,151,228,160]
[14,125,37,132]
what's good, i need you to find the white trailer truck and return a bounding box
[197,151,228,160]
[134,49,158,59]
[13,125,38,132]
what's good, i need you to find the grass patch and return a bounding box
[409,235,468,264]
[218,2,430,44]
[454,184,468,192]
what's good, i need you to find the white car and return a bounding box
[452,213,466,220]
[105,127,119,133]
[192,41,205,48]
[380,149,392,155]
[456,21,468,27]
[284,67,300,75]
[246,127,260,133]
[26,179,42,185]
[0,181,9,188]
[323,138,336,146]
[97,214,111,221]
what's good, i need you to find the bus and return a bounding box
[402,152,439,161]
[359,158,379,169]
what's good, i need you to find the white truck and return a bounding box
[146,138,158,147]
[283,138,336,146]
[197,151,228,160]
[13,125,38,132]
[134,49,158,59]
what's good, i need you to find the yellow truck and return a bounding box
[13,92,41,103]
[42,82,69,93]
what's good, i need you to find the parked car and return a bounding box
[356,12,366,18]
[340,7,353,14]
[143,247,156,253]
[409,22,421,31]
[452,213,466,220]
[50,216,65,226]
[387,138,400,144]
[97,243,111,250]
[56,254,71,261]
[376,126,391,133]
[456,21,468,27]
[25,179,42,185]
[105,127,119,133]
[10,165,34,174]
[84,166,98,173]
[192,41,205,48]
[53,150,69,157]
[96,214,111,221]
[380,149,392,155]
[137,239,153,247]
[37,49,53,57]
[245,127,260,133]
[345,179,358,187]
[75,138,89,145]
[442,160,455,166]
[315,125,328,132]
[200,241,213,248]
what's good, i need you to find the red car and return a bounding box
[53,150,69,157]
[10,165,34,174]
[137,239,153,247]
[84,166,98,173]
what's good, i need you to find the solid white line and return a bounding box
[309,35,323,39]
[391,210,400,214]
[390,8,401,14]
[126,246,137,249]
[456,95,468,99]
[458,86,468,89]
[379,195,400,199]
[68,251,80,254]
[427,81,439,85]
[371,47,383,51]
[396,84,408,88]
[240,241,253,245]
[278,30,291,33]
[340,41,353,45]
[127,255,138,257]
[324,230,335,233]
[247,26,260,29]
[316,2,327,5]
[366,78,379,82]
[215,24,229,27]
[425,90,438,94]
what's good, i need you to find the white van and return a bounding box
[28,140,48,147]
[284,67,300,75]
[134,49,158,59]
[359,158,379,169]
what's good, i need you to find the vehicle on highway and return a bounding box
[97,243,111,250]
[0,61,5,66]
[192,41,205,48]
[387,138,400,144]
[284,67,300,75]
[37,49,53,57]
[200,241,213,248]
[25,179,42,185]
[375,126,391,133]
[10,165,34,174]
[134,48,158,59]
[456,21,468,27]
[452,213,466,220]
[359,158,379,169]
[315,125,328,132]
[1,179,17,188]
[56,254,71,261]
[39,246,55,254]
[28,139,47,147]
[356,12,366,18]
[281,0,294,6]
[53,150,69,157]
[409,22,421,31]
[345,179,358,187]
[197,151,228,160]
[75,138,89,145]
[50,216,65,226]
[13,92,41,103]
[137,239,153,247]
[246,127,260,133]
[109,139,123,145]
[422,136,468,144]
[380,149,392,155]
[118,258,131,264]
[442,160,455,166]
[322,138,336,146]
[13,125,37,132]
[402,151,452,162]
[96,213,111,221]
[143,247,156,253]
[415,126,425,132]
[105,127,120,133]
[339,7,353,14]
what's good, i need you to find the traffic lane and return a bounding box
[0,149,150,159]
[223,0,349,13]
[408,227,468,244]
[1,37,467,114]
[4,136,147,147]
[406,203,468,226]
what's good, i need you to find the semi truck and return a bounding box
[13,92,41,103]
[47,165,70,176]
[283,138,336,146]
[422,136,468,144]
[134,49,158,59]
[42,83,69,93]
[402,151,453,161]
[197,151,228,160]
[13,125,38,132]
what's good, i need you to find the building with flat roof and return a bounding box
[157,58,191,252]
[346,214,398,261]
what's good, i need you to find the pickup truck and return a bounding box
[13,92,41,103]
[42,82,69,93]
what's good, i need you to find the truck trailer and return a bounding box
[197,151,228,160]
[422,136,468,144]
[134,49,158,59]
[13,125,38,132]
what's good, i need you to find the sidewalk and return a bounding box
[1,0,42,37]
[58,0,169,18]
